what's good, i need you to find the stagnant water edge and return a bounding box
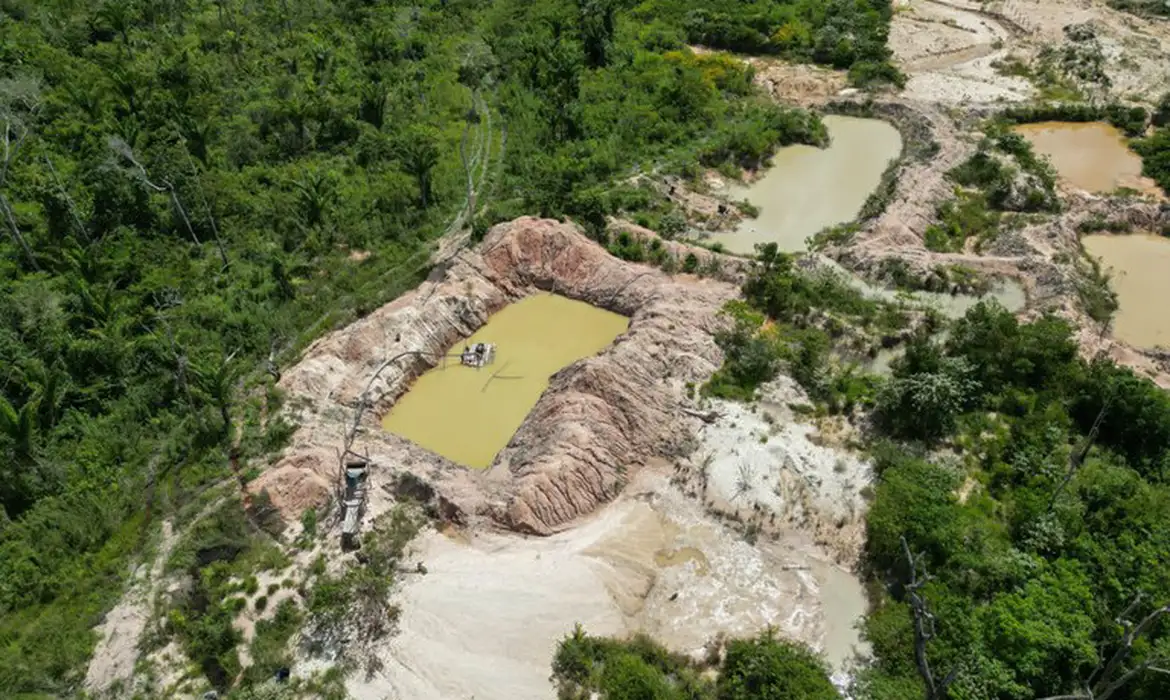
[1083,233,1170,350]
[1014,121,1157,195]
[721,115,904,254]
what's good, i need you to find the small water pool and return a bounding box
[1083,233,1170,349]
[721,116,903,254]
[381,294,629,468]
[1013,121,1154,194]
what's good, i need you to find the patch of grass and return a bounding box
[1076,215,1133,235]
[807,223,859,252]
[924,190,1002,253]
[239,600,303,689]
[304,505,424,661]
[1075,249,1120,325]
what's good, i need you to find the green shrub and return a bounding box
[717,632,840,700]
[1132,127,1170,193]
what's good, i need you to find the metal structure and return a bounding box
[459,342,496,368]
[340,455,371,550]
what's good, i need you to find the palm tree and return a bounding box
[0,395,39,462]
[398,127,440,208]
[191,350,240,444]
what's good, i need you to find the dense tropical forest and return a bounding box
[0,0,901,695]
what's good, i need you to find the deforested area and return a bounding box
[3,0,1170,699]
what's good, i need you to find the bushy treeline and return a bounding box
[552,627,840,700]
[860,302,1170,699]
[996,102,1150,138]
[630,0,904,87]
[1133,127,1170,194]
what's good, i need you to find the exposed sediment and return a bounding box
[253,217,740,534]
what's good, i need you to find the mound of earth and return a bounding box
[253,217,740,535]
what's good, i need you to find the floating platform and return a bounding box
[460,342,496,368]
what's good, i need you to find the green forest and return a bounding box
[3,0,1170,698]
[0,0,899,695]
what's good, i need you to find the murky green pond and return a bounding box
[1083,234,1170,349]
[722,115,903,254]
[382,294,629,468]
[1013,122,1153,194]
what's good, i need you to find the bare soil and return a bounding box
[255,217,741,534]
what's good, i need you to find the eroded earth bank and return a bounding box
[250,218,874,699]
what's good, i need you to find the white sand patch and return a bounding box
[341,469,869,700]
[698,392,871,537]
[86,521,177,695]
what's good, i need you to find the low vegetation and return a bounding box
[995,102,1150,138]
[303,505,422,668]
[703,243,904,414]
[552,627,840,700]
[860,302,1170,699]
[923,191,1001,253]
[1073,247,1120,326]
[1107,0,1170,18]
[1132,126,1170,194]
[156,500,288,693]
[923,126,1060,252]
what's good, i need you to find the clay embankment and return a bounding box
[252,217,739,534]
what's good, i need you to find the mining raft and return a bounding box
[459,342,496,368]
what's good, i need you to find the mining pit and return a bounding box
[253,218,875,699]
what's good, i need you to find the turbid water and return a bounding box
[382,294,628,468]
[1083,234,1170,349]
[1014,122,1154,194]
[722,115,903,254]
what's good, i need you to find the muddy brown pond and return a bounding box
[382,294,629,468]
[722,115,903,254]
[1013,122,1155,194]
[1083,233,1170,349]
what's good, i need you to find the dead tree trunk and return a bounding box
[0,192,38,270]
[1040,595,1170,700]
[901,536,958,700]
[42,154,89,242]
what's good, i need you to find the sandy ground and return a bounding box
[85,522,178,695]
[892,0,1033,103]
[892,0,1170,104]
[696,384,872,564]
[341,467,868,700]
